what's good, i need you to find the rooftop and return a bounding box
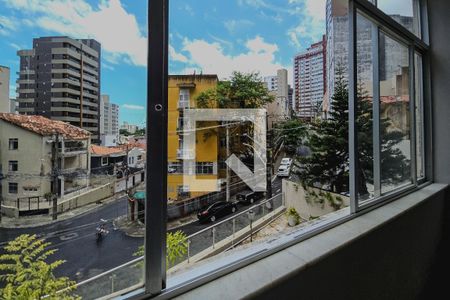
[90,144,125,156]
[0,113,90,140]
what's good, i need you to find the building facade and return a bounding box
[100,95,119,146]
[0,66,10,113]
[120,122,138,134]
[294,35,327,119]
[167,75,219,201]
[16,36,101,143]
[266,69,290,127]
[0,113,90,217]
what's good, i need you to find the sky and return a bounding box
[0,0,329,125]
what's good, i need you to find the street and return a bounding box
[0,175,286,283]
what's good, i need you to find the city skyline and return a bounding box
[0,0,330,125]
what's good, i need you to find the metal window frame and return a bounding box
[136,0,432,298]
[349,0,430,212]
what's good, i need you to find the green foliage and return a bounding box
[0,234,79,300]
[134,128,146,136]
[196,71,274,109]
[277,119,307,154]
[300,65,409,196]
[119,129,131,136]
[134,231,188,269]
[286,207,301,225]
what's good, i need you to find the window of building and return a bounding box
[101,157,108,166]
[8,138,18,150]
[8,182,18,194]
[8,161,18,172]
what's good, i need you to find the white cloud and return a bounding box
[224,19,254,33]
[169,45,188,63]
[9,42,22,50]
[3,0,147,66]
[180,36,289,82]
[287,0,326,49]
[0,15,18,35]
[123,104,145,110]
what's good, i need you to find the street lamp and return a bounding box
[247,208,256,242]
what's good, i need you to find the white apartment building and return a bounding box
[294,36,326,119]
[266,69,290,128]
[120,122,138,134]
[100,95,119,146]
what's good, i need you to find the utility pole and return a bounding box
[125,143,129,195]
[226,123,230,202]
[51,133,60,220]
[266,113,273,200]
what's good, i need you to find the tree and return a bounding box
[277,119,308,155]
[0,234,79,300]
[134,230,188,269]
[196,71,274,109]
[299,66,409,196]
[119,129,131,136]
[196,72,275,168]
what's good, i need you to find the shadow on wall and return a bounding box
[282,179,350,221]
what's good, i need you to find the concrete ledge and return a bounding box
[170,183,448,300]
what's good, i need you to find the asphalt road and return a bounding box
[0,175,287,283]
[0,196,142,282]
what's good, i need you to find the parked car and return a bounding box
[197,201,238,223]
[236,190,265,205]
[277,164,291,177]
[280,158,293,166]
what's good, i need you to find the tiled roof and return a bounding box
[90,145,125,156]
[118,142,147,151]
[0,113,90,140]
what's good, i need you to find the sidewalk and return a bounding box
[114,212,199,238]
[0,192,127,229]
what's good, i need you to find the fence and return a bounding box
[75,193,284,300]
[167,180,248,220]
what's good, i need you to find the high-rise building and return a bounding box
[288,85,294,112]
[100,95,119,146]
[325,0,413,114]
[16,37,101,143]
[0,65,10,113]
[294,35,327,119]
[266,69,290,127]
[264,75,278,92]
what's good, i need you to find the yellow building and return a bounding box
[167,75,219,201]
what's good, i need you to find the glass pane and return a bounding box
[377,0,421,37]
[0,0,147,298]
[165,0,351,282]
[379,32,412,194]
[415,53,425,180]
[356,13,375,201]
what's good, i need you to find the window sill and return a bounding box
[136,183,447,300]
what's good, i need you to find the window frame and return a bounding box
[8,138,18,150]
[8,160,18,172]
[8,182,18,194]
[140,0,432,298]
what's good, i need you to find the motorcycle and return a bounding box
[96,220,109,241]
